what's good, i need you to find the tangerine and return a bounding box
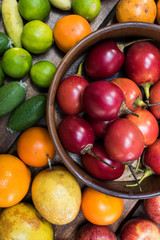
[157,0,160,24]
[53,14,92,53]
[116,0,157,23]
[0,154,31,208]
[17,126,56,167]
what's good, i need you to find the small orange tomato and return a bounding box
[81,187,123,225]
[17,126,56,167]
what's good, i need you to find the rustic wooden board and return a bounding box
[0,1,147,239]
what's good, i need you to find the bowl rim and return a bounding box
[47,22,160,199]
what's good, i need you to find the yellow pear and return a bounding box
[0,202,54,240]
[31,165,82,225]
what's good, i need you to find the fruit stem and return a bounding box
[147,102,160,107]
[117,38,152,52]
[126,168,154,188]
[81,144,115,169]
[141,82,152,100]
[126,163,142,192]
[119,101,139,118]
[134,97,146,108]
[47,153,52,171]
[135,156,142,173]
[77,59,84,76]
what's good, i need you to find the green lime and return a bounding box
[0,32,12,56]
[30,61,56,88]
[21,20,53,54]
[0,64,5,86]
[1,47,32,79]
[72,0,101,21]
[18,0,51,21]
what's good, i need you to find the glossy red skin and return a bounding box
[149,80,160,119]
[143,139,160,175]
[56,75,89,115]
[111,77,143,111]
[86,114,116,139]
[120,218,160,240]
[81,142,125,181]
[126,107,159,146]
[144,196,160,225]
[104,118,144,163]
[82,80,125,121]
[85,40,125,80]
[58,115,95,154]
[125,41,160,85]
[76,223,117,240]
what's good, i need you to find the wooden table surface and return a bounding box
[0,1,153,239]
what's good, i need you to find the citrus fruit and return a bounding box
[32,165,82,225]
[18,0,51,21]
[53,14,92,53]
[22,20,53,54]
[116,0,157,23]
[72,0,101,21]
[0,154,31,208]
[0,202,54,240]
[0,64,5,86]
[17,126,56,167]
[157,0,160,24]
[81,187,123,225]
[0,32,12,56]
[30,61,57,88]
[1,47,32,78]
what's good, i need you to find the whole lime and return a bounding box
[72,0,101,21]
[21,20,53,54]
[1,47,32,78]
[30,61,57,88]
[18,0,51,21]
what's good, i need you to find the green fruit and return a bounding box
[0,32,12,56]
[18,0,51,21]
[0,202,54,240]
[1,47,32,79]
[0,64,5,86]
[49,0,71,10]
[32,165,81,225]
[21,20,53,54]
[2,0,23,47]
[7,94,47,132]
[0,81,26,117]
[30,61,57,88]
[72,0,101,21]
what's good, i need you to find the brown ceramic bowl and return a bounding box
[47,22,160,199]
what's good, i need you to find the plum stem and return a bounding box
[141,82,152,100]
[47,153,52,171]
[126,163,142,192]
[81,144,115,169]
[126,168,154,188]
[77,59,84,76]
[117,38,153,52]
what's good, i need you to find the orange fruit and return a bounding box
[0,154,31,208]
[157,0,160,24]
[116,0,157,23]
[17,126,56,167]
[81,187,123,225]
[53,14,92,53]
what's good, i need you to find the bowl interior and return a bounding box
[47,22,160,199]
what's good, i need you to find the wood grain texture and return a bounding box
[0,1,144,239]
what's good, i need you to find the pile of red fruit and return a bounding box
[56,38,160,188]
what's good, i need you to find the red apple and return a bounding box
[120,218,160,240]
[76,223,117,240]
[144,196,160,225]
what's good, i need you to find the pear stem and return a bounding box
[126,163,142,192]
[126,168,154,188]
[77,59,84,76]
[81,144,115,169]
[117,38,152,52]
[147,102,160,107]
[47,154,52,171]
